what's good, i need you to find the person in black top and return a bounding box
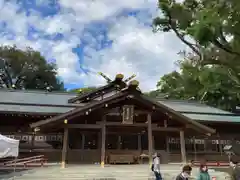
[175,165,192,180]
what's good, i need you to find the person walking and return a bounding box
[197,164,210,180]
[176,165,192,180]
[229,158,240,180]
[152,152,162,180]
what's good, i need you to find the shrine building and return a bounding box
[0,74,240,167]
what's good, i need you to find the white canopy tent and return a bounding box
[0,134,19,158]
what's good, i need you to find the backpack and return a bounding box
[151,164,154,171]
[151,157,156,171]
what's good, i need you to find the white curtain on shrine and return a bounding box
[0,134,19,158]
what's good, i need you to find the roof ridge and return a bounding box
[157,99,203,104]
[0,88,77,95]
[157,99,233,114]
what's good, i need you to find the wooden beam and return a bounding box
[96,122,158,127]
[106,110,150,116]
[180,130,186,163]
[148,113,153,167]
[152,127,180,132]
[185,124,212,136]
[61,127,68,168]
[66,124,101,129]
[101,116,106,168]
[67,123,180,131]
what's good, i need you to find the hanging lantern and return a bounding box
[34,127,40,132]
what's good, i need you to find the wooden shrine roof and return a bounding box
[157,99,240,123]
[0,87,239,123]
[30,86,216,134]
[0,89,79,114]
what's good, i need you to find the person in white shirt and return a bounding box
[152,152,162,180]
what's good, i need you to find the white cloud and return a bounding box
[83,17,184,90]
[0,0,186,91]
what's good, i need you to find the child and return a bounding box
[176,165,192,180]
[197,164,210,180]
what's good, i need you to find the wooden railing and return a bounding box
[0,155,47,168]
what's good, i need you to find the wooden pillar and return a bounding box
[203,138,207,152]
[152,135,155,151]
[164,120,169,153]
[166,136,170,152]
[117,135,121,149]
[193,136,197,161]
[61,127,69,168]
[98,131,101,150]
[180,130,186,163]
[31,131,36,150]
[81,133,85,149]
[138,134,142,151]
[148,113,153,167]
[218,134,223,156]
[101,116,106,168]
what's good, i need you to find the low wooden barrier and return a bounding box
[192,161,229,167]
[0,155,47,168]
[109,154,135,164]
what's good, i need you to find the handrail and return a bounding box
[3,155,44,165]
[0,155,47,168]
[5,158,46,167]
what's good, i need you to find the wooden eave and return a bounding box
[68,80,126,103]
[137,94,215,134]
[30,88,215,135]
[30,89,130,128]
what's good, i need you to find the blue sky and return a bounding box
[0,0,186,91]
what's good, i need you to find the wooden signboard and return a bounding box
[122,105,134,124]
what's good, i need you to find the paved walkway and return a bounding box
[0,164,230,180]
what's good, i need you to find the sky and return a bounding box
[0,0,187,91]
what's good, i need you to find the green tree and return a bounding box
[0,45,64,90]
[69,87,97,94]
[153,0,240,85]
[156,60,239,111]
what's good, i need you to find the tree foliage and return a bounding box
[0,46,64,91]
[156,60,239,110]
[153,0,240,86]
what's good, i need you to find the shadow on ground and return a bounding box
[0,169,33,180]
